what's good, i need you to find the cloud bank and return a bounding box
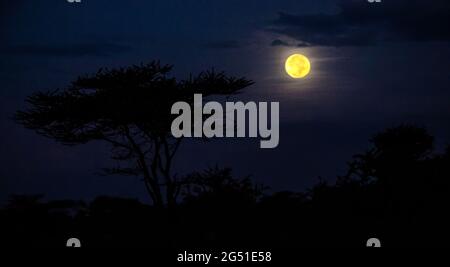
[269,0,450,47]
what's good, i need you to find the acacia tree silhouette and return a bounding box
[15,61,253,208]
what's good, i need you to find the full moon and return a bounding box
[285,54,311,79]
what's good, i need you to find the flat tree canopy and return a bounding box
[15,61,253,207]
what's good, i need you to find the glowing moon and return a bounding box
[285,54,311,79]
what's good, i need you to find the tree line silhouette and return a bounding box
[5,62,450,247]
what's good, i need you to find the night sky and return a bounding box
[1,0,450,204]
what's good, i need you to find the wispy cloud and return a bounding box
[0,43,132,57]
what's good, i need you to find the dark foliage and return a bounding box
[15,61,253,208]
[11,61,450,248]
[2,125,450,248]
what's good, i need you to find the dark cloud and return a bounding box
[271,39,290,47]
[0,43,132,57]
[269,0,450,47]
[203,40,241,49]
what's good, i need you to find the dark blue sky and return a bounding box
[1,0,450,204]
